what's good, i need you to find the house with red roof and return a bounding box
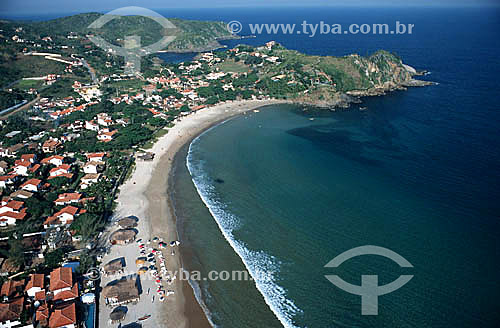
[25,274,45,297]
[49,164,72,179]
[97,130,117,142]
[0,200,27,226]
[49,267,78,302]
[42,139,62,153]
[36,303,49,326]
[54,193,81,206]
[20,153,37,163]
[12,160,32,176]
[48,302,76,328]
[29,163,41,174]
[0,297,24,327]
[41,155,64,167]
[20,178,42,192]
[0,210,27,226]
[85,152,106,162]
[0,175,18,189]
[0,279,25,300]
[97,113,113,126]
[0,200,24,213]
[44,206,83,228]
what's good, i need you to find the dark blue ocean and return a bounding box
[171,6,500,328]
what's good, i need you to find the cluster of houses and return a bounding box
[0,146,108,326]
[0,149,108,228]
[83,112,118,143]
[33,96,98,121]
[0,267,80,327]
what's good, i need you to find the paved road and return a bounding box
[81,58,98,84]
[0,95,40,120]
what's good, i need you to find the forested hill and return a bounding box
[2,12,237,52]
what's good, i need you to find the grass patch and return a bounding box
[216,59,250,73]
[105,78,145,92]
[15,79,45,90]
[142,128,169,149]
[9,55,66,78]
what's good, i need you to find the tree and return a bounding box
[44,247,70,269]
[205,96,218,105]
[7,238,26,268]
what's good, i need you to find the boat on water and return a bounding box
[253,109,260,113]
[309,118,315,121]
[360,106,367,110]
[138,315,151,321]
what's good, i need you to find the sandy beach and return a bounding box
[98,99,286,328]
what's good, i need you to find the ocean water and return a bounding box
[173,7,500,328]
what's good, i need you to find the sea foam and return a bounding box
[186,126,303,328]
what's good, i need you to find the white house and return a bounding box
[49,164,71,177]
[20,178,42,192]
[0,200,27,226]
[80,173,100,190]
[44,206,81,228]
[83,161,101,174]
[41,155,64,166]
[13,160,31,176]
[85,120,99,131]
[0,175,18,189]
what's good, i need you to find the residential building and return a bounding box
[44,206,83,228]
[54,193,81,206]
[41,155,64,166]
[42,139,61,153]
[49,268,78,302]
[25,274,45,298]
[20,178,42,192]
[48,302,76,328]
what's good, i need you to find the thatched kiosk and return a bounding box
[102,278,139,306]
[103,258,125,276]
[117,216,138,229]
[109,229,137,245]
